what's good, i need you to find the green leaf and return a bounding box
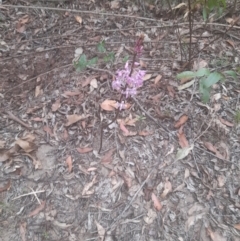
[103,52,115,63]
[74,54,87,71]
[196,68,210,77]
[199,78,211,103]
[123,55,129,63]
[176,71,196,81]
[87,57,98,66]
[202,6,208,21]
[223,70,237,79]
[201,72,224,88]
[97,41,106,53]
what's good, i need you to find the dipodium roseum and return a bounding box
[112,61,145,98]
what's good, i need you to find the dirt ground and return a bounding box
[1,1,240,241]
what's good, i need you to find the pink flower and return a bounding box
[112,61,145,98]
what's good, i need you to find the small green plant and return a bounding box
[177,68,237,103]
[74,40,115,71]
[74,54,98,71]
[234,110,240,124]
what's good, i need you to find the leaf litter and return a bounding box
[1,2,240,241]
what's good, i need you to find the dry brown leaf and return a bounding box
[0,149,11,162]
[19,222,27,241]
[154,74,162,84]
[161,180,172,198]
[207,228,227,241]
[95,220,105,241]
[234,224,240,230]
[119,121,129,135]
[167,85,175,98]
[177,126,189,148]
[35,85,42,97]
[174,115,188,128]
[120,173,132,189]
[63,91,81,97]
[82,176,97,196]
[0,140,5,148]
[100,99,118,111]
[204,142,217,153]
[0,180,11,193]
[28,200,46,217]
[65,114,85,126]
[193,59,208,71]
[43,126,54,137]
[110,0,120,9]
[140,60,147,68]
[63,129,68,140]
[219,117,234,127]
[75,15,82,24]
[15,136,35,153]
[66,155,72,173]
[101,148,116,163]
[76,147,93,154]
[226,40,235,48]
[138,130,154,136]
[143,73,152,81]
[31,117,43,122]
[151,192,162,211]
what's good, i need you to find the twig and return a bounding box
[11,190,45,200]
[29,187,41,204]
[3,64,72,94]
[2,4,162,22]
[5,111,32,130]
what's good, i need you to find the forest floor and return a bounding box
[1,1,240,241]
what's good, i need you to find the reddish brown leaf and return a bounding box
[174,115,188,128]
[28,200,46,217]
[66,156,72,173]
[43,126,54,137]
[138,130,154,136]
[177,126,189,148]
[154,74,162,85]
[76,147,93,154]
[19,222,27,241]
[151,192,162,211]
[204,142,217,153]
[167,85,175,98]
[0,180,11,193]
[219,117,234,127]
[119,121,129,134]
[101,148,116,163]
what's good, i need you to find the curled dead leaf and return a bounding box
[77,147,93,154]
[175,115,188,128]
[151,192,162,211]
[177,126,189,148]
[66,155,72,173]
